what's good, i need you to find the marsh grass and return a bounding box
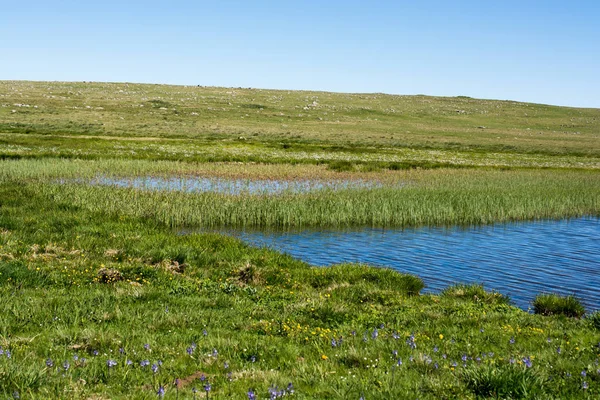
[42,169,600,228]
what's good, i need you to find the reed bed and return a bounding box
[1,159,596,228]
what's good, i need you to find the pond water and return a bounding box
[217,217,600,311]
[84,176,383,195]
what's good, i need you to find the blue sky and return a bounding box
[1,1,599,107]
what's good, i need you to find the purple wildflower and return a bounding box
[107,359,117,368]
[186,347,194,355]
[523,357,532,368]
[73,354,79,361]
[397,358,403,366]
[144,344,151,351]
[126,359,133,366]
[204,383,211,392]
[200,374,206,382]
[433,346,438,353]
[157,385,165,398]
[557,347,562,354]
[46,358,54,367]
[247,390,256,400]
[119,347,125,355]
[63,361,70,371]
[224,362,229,369]
[510,337,515,344]
[203,329,208,336]
[140,360,150,367]
[5,350,11,359]
[250,355,256,363]
[371,328,378,340]
[582,381,589,390]
[286,382,294,394]
[151,363,159,374]
[581,370,587,377]
[212,348,218,357]
[93,350,99,356]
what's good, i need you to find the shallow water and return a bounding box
[85,176,383,195]
[217,217,600,311]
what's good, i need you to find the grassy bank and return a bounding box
[1,183,599,399]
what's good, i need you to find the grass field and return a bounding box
[1,81,599,398]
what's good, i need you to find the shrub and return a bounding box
[532,294,585,318]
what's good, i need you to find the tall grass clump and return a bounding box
[461,365,544,399]
[441,284,511,305]
[532,294,585,317]
[588,311,600,330]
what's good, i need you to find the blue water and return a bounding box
[222,217,600,311]
[83,176,384,195]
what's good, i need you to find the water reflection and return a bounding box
[216,218,600,311]
[84,176,384,195]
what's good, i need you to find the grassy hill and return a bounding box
[0,81,599,399]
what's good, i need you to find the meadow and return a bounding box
[0,81,599,399]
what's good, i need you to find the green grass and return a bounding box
[1,81,599,157]
[0,81,599,398]
[1,183,599,399]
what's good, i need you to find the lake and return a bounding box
[218,217,600,311]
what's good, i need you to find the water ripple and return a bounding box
[224,217,600,311]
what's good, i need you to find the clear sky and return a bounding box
[1,1,599,107]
